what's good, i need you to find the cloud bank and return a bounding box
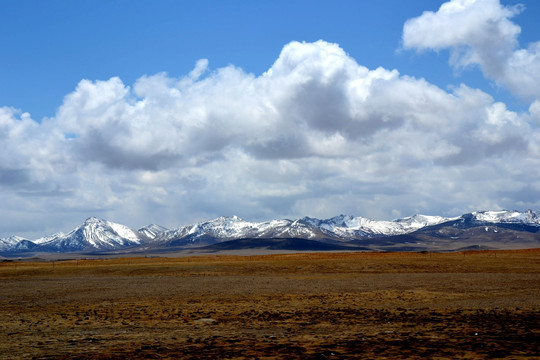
[403,0,540,100]
[1,0,540,237]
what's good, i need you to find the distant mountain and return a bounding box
[301,214,453,237]
[471,210,540,225]
[1,210,539,256]
[152,216,335,248]
[363,210,540,252]
[138,224,168,240]
[30,217,143,252]
[150,214,453,248]
[0,236,28,251]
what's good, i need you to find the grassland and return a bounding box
[0,250,539,359]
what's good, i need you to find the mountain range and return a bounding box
[1,210,539,257]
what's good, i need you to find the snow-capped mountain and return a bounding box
[1,210,539,255]
[153,213,457,247]
[301,214,454,237]
[33,232,66,245]
[0,236,28,251]
[471,210,540,225]
[36,217,143,252]
[138,224,168,240]
[153,215,360,247]
[153,216,290,247]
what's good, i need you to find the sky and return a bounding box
[1,0,540,238]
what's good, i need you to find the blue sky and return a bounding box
[1,0,540,238]
[4,0,536,120]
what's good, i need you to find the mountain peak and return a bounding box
[472,210,539,224]
[214,215,244,222]
[84,216,104,224]
[30,217,143,252]
[138,224,168,240]
[1,210,539,255]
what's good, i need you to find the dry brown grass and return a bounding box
[0,249,539,359]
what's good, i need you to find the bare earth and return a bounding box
[1,250,539,359]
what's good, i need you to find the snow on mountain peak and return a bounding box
[138,224,168,240]
[32,216,143,251]
[302,214,453,237]
[0,236,28,250]
[34,232,66,245]
[84,216,102,224]
[201,216,254,236]
[472,210,540,224]
[2,209,539,254]
[395,214,454,229]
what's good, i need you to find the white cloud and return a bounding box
[402,0,540,100]
[1,38,540,238]
[530,100,540,122]
[189,59,209,80]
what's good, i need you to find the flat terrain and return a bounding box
[0,250,539,359]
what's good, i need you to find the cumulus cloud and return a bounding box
[402,0,540,100]
[52,40,534,169]
[1,37,540,238]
